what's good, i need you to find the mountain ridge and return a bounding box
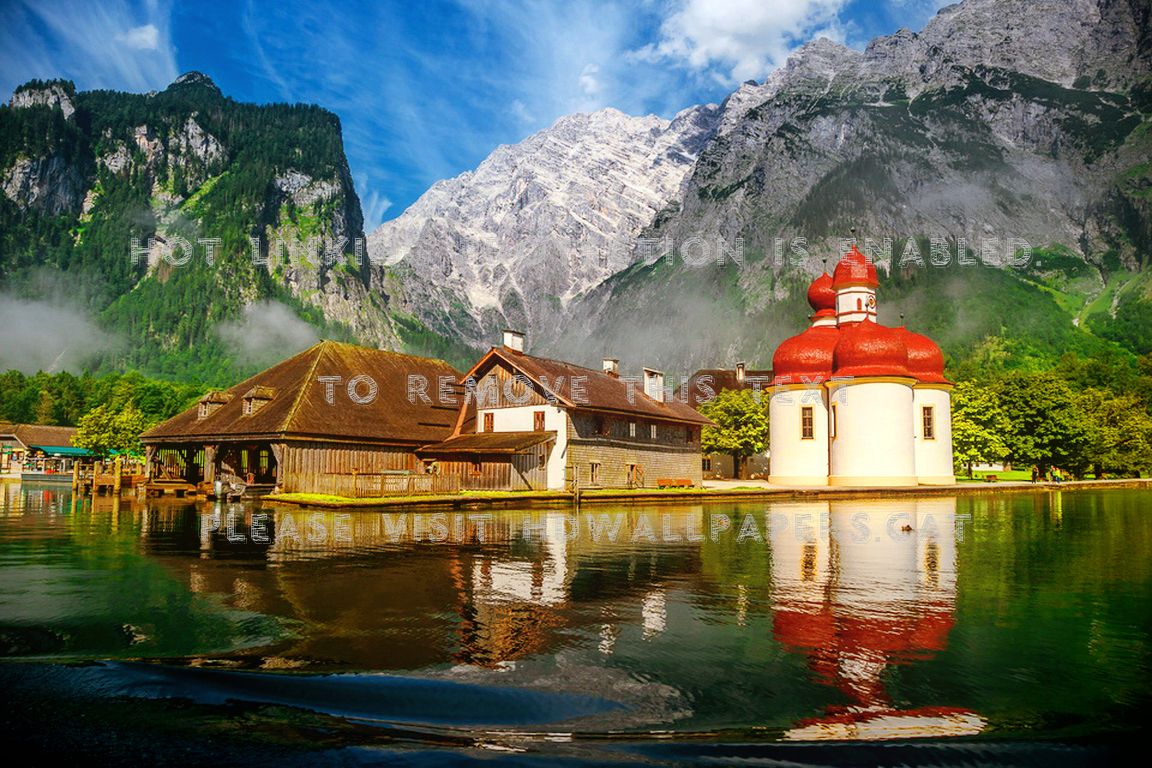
[3,0,1151,382]
[0,72,473,381]
[366,102,721,346]
[547,0,1152,372]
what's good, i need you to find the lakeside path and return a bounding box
[264,477,1152,511]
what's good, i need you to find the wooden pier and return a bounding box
[73,457,148,496]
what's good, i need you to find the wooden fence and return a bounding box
[303,472,461,498]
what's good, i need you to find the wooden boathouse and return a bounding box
[140,340,462,496]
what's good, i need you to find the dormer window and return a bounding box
[241,386,276,417]
[196,391,232,420]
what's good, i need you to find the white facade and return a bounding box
[478,403,569,489]
[827,380,918,486]
[769,387,830,486]
[913,387,955,485]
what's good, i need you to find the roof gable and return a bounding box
[465,347,713,426]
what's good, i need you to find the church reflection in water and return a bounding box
[128,496,983,738]
[769,499,985,740]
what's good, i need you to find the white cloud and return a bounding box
[637,0,849,83]
[356,173,393,231]
[0,296,122,374]
[0,0,178,95]
[510,99,535,125]
[579,63,601,97]
[217,302,320,369]
[115,23,160,51]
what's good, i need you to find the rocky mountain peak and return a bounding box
[916,0,1149,88]
[10,79,76,120]
[167,71,222,94]
[777,37,861,81]
[367,103,721,346]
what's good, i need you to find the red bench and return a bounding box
[657,478,693,488]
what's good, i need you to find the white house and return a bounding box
[418,331,713,490]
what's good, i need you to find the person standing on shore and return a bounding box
[1031,466,1039,484]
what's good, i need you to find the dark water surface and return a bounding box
[1,483,1149,764]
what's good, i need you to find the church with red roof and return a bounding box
[769,245,954,486]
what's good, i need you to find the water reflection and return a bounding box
[770,499,984,740]
[172,504,703,669]
[6,486,1151,740]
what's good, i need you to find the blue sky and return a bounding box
[1,0,947,230]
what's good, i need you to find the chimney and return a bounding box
[502,329,525,352]
[602,358,619,377]
[643,368,665,403]
[736,361,746,384]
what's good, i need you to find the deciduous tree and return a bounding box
[72,403,151,458]
[699,389,769,479]
[951,380,1010,477]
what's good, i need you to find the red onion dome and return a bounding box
[807,272,836,311]
[896,328,950,384]
[772,325,840,385]
[832,244,879,289]
[832,320,911,378]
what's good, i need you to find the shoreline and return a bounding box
[263,476,1152,511]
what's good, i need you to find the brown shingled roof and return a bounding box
[464,347,713,426]
[677,368,774,408]
[419,431,556,455]
[0,423,79,449]
[142,341,462,445]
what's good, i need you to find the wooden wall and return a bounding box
[431,446,550,491]
[279,442,418,493]
[566,440,703,488]
[568,411,699,447]
[471,363,552,408]
[153,447,204,483]
[300,472,461,498]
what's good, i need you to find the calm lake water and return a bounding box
[1,483,1150,763]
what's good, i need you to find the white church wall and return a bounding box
[828,380,917,486]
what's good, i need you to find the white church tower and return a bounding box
[769,272,839,486]
[768,244,954,487]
